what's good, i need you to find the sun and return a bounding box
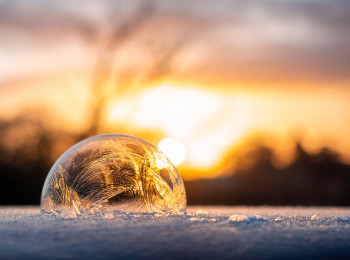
[158,138,186,166]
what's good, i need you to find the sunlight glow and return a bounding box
[158,138,186,166]
[105,84,350,178]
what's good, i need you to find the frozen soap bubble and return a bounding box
[41,134,187,216]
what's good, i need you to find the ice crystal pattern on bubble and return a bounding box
[41,134,187,215]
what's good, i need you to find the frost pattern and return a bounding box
[41,134,187,215]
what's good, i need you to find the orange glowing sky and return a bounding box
[105,84,350,177]
[0,0,350,180]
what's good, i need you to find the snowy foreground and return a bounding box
[1,206,350,260]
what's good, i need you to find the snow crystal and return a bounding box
[335,216,350,222]
[196,209,209,215]
[189,217,204,222]
[104,213,114,219]
[229,214,267,223]
[228,214,249,222]
[274,216,283,222]
[249,215,267,221]
[311,214,321,220]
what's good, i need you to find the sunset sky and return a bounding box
[0,0,350,180]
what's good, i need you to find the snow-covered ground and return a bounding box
[1,206,350,259]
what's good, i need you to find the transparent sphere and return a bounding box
[41,134,187,215]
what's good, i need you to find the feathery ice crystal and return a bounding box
[41,134,187,215]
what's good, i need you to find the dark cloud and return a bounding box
[1,0,349,88]
[179,0,350,86]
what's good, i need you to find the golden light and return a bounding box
[105,84,350,179]
[158,137,187,166]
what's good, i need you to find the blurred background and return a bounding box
[1,0,350,205]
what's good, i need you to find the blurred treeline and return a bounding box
[1,116,350,206]
[186,143,350,206]
[0,116,75,205]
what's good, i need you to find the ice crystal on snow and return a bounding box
[229,214,267,223]
[41,134,187,215]
[104,213,114,219]
[195,209,209,215]
[229,214,249,222]
[274,216,283,222]
[311,214,321,220]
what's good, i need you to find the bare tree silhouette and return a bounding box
[78,1,195,139]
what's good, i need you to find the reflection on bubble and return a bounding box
[40,134,187,216]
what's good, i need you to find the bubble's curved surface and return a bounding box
[41,134,187,215]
